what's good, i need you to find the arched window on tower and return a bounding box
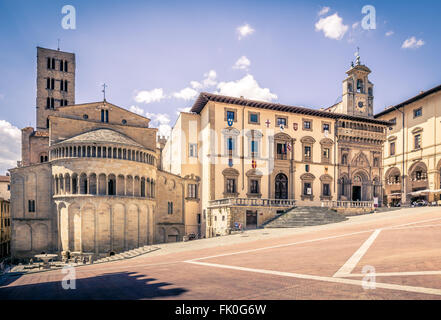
[368,87,373,97]
[356,79,364,93]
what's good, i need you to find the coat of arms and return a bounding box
[293,123,298,131]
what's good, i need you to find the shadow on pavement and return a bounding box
[0,271,187,300]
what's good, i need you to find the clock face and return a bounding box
[358,101,364,109]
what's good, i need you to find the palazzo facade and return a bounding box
[162,55,389,237]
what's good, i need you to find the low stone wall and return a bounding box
[335,207,374,216]
[208,206,288,237]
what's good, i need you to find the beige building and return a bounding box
[9,48,194,260]
[0,198,10,259]
[375,85,441,205]
[163,55,390,237]
[0,175,10,200]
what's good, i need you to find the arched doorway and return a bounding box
[352,174,364,201]
[275,173,288,199]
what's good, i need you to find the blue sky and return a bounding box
[0,0,440,173]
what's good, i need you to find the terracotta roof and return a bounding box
[55,128,144,148]
[190,92,391,125]
[375,84,441,118]
[0,176,10,183]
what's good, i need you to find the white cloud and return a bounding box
[173,70,217,101]
[173,87,198,100]
[352,22,360,29]
[202,70,217,87]
[402,36,425,49]
[315,13,349,40]
[134,88,165,104]
[318,7,330,16]
[190,81,202,90]
[216,74,277,102]
[385,30,394,37]
[0,120,21,174]
[233,56,251,70]
[176,107,192,115]
[129,105,144,116]
[144,112,171,138]
[237,23,255,40]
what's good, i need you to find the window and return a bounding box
[413,107,422,118]
[323,183,330,197]
[276,143,287,160]
[64,80,68,92]
[390,118,397,125]
[64,61,68,72]
[188,184,198,198]
[373,158,379,167]
[7,184,10,191]
[250,179,259,194]
[60,80,64,91]
[323,148,330,159]
[304,146,311,159]
[251,140,259,156]
[390,142,396,156]
[226,178,236,194]
[46,118,50,129]
[60,60,64,71]
[197,213,201,224]
[357,79,364,93]
[303,183,312,196]
[228,138,234,152]
[122,119,127,125]
[83,114,89,120]
[277,118,287,126]
[249,112,259,124]
[323,123,330,133]
[101,109,105,122]
[305,164,310,172]
[28,200,36,213]
[51,78,55,90]
[414,134,421,150]
[189,143,198,157]
[303,121,311,130]
[226,110,235,122]
[167,202,174,214]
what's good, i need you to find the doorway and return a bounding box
[352,186,362,201]
[275,173,288,199]
[246,210,258,229]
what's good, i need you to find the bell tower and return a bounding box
[341,50,374,118]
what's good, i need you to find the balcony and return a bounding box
[208,198,296,208]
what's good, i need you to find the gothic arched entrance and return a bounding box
[275,173,288,199]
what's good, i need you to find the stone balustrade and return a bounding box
[208,198,296,208]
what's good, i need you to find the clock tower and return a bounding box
[341,51,374,118]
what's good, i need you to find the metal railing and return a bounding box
[209,198,296,208]
[321,200,374,209]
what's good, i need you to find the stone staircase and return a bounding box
[263,206,348,228]
[94,245,159,264]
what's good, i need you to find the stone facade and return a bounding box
[0,198,10,258]
[0,176,10,200]
[376,85,441,205]
[163,54,389,237]
[9,48,191,260]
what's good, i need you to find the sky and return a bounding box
[0,0,440,174]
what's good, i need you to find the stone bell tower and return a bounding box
[341,50,374,118]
